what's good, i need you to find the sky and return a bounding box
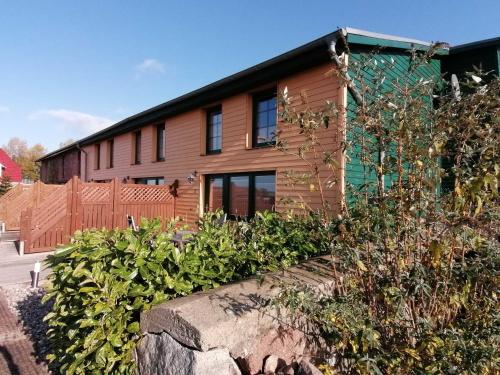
[0,0,498,153]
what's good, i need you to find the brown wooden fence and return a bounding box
[0,182,60,230]
[20,177,176,253]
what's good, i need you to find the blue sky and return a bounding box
[0,0,498,152]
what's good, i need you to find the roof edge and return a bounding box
[39,27,447,161]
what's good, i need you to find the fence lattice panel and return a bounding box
[20,177,176,253]
[0,182,59,230]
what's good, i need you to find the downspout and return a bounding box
[329,30,385,196]
[328,29,364,107]
[328,30,366,211]
[76,143,88,182]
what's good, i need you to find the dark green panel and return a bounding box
[345,48,442,199]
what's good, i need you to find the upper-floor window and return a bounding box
[206,106,222,154]
[94,143,101,170]
[156,124,165,161]
[107,139,114,168]
[253,89,277,147]
[133,130,141,164]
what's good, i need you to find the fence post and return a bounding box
[112,177,121,228]
[20,208,32,254]
[63,177,76,242]
[71,176,80,233]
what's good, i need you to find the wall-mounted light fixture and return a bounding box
[187,170,198,184]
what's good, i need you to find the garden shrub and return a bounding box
[274,50,499,373]
[43,211,329,374]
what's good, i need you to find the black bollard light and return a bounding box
[32,261,41,288]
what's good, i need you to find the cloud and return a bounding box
[135,58,165,75]
[0,105,10,113]
[29,109,114,134]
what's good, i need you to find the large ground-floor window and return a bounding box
[205,171,275,218]
[135,177,165,185]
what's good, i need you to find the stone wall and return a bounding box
[136,256,335,375]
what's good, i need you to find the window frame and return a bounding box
[252,89,277,148]
[94,143,101,170]
[156,123,165,161]
[134,177,165,185]
[206,105,222,154]
[107,139,114,169]
[134,130,141,165]
[204,171,276,219]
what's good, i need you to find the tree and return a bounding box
[3,137,28,160]
[0,175,12,196]
[2,138,47,181]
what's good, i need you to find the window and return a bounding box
[206,176,223,211]
[107,139,114,168]
[253,90,277,147]
[94,143,101,170]
[229,175,249,217]
[206,107,222,153]
[134,130,141,164]
[156,124,165,161]
[204,172,275,218]
[254,174,276,212]
[135,177,165,185]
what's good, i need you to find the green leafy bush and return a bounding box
[43,211,330,374]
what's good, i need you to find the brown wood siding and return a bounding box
[40,148,81,184]
[83,62,343,224]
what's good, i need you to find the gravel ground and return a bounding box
[1,284,53,365]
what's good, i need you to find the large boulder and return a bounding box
[138,256,335,374]
[136,331,241,375]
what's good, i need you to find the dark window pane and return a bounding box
[258,112,267,127]
[108,140,114,168]
[135,131,141,164]
[207,108,222,152]
[257,127,268,143]
[254,92,277,146]
[255,175,276,212]
[157,125,165,160]
[229,176,249,217]
[211,137,220,151]
[135,177,163,185]
[95,143,101,170]
[268,97,277,110]
[208,177,223,211]
[267,110,276,126]
[258,100,268,112]
[268,125,276,142]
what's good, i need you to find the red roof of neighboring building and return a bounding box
[0,148,22,182]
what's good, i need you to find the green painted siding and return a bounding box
[345,47,442,197]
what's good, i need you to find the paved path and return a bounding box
[0,290,49,374]
[0,232,52,287]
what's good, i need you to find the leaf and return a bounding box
[127,322,140,334]
[356,260,368,272]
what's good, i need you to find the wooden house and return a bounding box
[38,28,448,223]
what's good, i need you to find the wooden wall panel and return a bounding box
[82,62,343,224]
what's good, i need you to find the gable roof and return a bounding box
[0,148,23,182]
[39,27,447,161]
